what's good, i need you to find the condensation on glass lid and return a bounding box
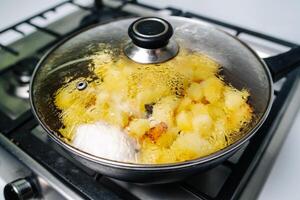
[53,44,253,164]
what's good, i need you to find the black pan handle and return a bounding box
[263,46,300,82]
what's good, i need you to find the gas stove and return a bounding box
[0,1,299,199]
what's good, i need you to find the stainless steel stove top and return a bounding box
[0,1,299,200]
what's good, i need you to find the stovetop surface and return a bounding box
[0,1,299,200]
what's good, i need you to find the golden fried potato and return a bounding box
[128,119,150,138]
[54,49,253,164]
[171,132,215,162]
[152,96,179,127]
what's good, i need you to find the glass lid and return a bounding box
[31,17,272,164]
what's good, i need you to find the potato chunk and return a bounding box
[202,77,224,104]
[176,97,193,113]
[105,107,129,128]
[128,119,150,138]
[156,127,179,148]
[171,132,214,161]
[186,82,204,102]
[192,113,213,137]
[176,111,193,131]
[224,87,249,111]
[152,96,179,126]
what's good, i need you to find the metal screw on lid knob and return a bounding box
[124,17,179,64]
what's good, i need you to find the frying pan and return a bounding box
[30,16,300,184]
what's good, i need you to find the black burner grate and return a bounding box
[0,1,299,200]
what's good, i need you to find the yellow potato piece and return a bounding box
[192,113,213,137]
[128,119,150,138]
[186,82,204,102]
[202,77,224,104]
[176,110,193,132]
[156,127,179,148]
[176,97,193,113]
[171,132,215,162]
[152,96,179,127]
[224,87,249,111]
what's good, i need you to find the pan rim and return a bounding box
[29,16,274,171]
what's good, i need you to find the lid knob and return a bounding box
[128,17,173,49]
[124,17,179,64]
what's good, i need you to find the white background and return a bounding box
[0,1,300,200]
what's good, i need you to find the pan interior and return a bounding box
[31,17,272,166]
